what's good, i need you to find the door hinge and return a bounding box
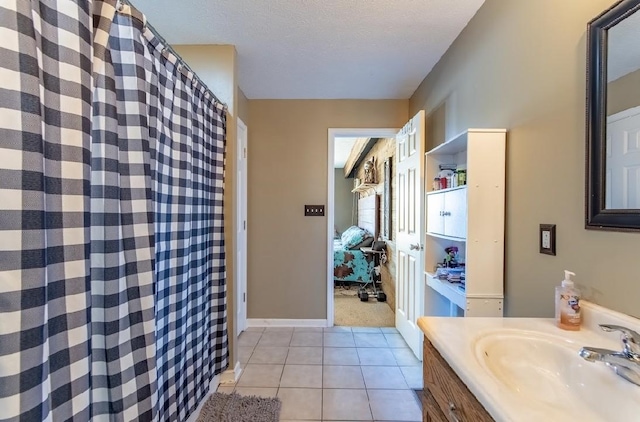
[243,292,246,303]
[243,220,246,230]
[243,147,247,159]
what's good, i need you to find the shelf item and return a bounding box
[423,129,506,318]
[351,183,377,193]
[425,272,465,309]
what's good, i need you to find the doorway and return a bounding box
[327,128,398,327]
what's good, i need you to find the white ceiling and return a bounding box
[608,9,640,82]
[130,0,485,99]
[334,137,359,169]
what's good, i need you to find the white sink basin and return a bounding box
[473,329,640,421]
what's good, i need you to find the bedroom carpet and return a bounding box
[334,286,395,327]
[196,392,281,422]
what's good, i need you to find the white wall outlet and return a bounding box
[539,224,556,255]
[542,231,551,249]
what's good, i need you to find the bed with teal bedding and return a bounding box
[333,228,374,283]
[334,195,378,283]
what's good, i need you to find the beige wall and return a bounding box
[410,0,640,318]
[334,168,354,235]
[608,68,640,116]
[174,44,239,361]
[353,138,397,311]
[248,100,408,319]
[175,45,237,109]
[238,87,250,125]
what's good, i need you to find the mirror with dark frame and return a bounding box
[586,0,640,231]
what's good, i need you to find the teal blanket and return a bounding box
[333,239,373,282]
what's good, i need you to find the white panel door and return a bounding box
[396,111,425,359]
[426,193,444,236]
[607,107,640,209]
[444,188,467,239]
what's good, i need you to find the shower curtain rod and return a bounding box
[115,0,228,111]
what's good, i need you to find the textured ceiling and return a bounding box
[607,9,640,82]
[130,0,485,99]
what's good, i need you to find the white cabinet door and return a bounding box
[426,188,467,239]
[444,188,467,239]
[426,192,445,235]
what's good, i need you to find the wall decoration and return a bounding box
[382,158,392,240]
[363,157,376,184]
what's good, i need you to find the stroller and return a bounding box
[357,241,387,302]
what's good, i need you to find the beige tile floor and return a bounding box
[219,326,423,422]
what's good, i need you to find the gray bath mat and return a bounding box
[196,392,281,422]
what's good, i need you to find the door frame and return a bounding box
[607,105,640,124]
[327,128,399,327]
[235,117,248,337]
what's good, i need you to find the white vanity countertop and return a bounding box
[417,301,640,422]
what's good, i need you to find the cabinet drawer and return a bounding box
[423,338,493,422]
[422,388,448,422]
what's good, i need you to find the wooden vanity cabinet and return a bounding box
[422,388,448,422]
[422,338,494,422]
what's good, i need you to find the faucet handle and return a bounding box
[600,324,640,356]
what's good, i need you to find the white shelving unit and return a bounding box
[423,129,506,317]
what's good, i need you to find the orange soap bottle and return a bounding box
[555,270,581,331]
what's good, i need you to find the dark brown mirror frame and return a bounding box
[586,0,640,232]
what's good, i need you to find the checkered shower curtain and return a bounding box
[0,1,228,421]
[141,16,229,422]
[90,3,159,421]
[0,1,94,420]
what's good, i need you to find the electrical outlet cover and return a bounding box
[539,224,556,255]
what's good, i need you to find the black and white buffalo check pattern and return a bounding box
[0,1,94,421]
[0,1,228,421]
[141,20,229,422]
[90,7,158,422]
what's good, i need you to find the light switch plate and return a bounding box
[305,205,325,216]
[539,224,556,255]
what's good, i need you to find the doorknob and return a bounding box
[409,243,422,251]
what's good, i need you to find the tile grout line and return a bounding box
[320,336,324,422]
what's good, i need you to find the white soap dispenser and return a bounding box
[555,270,581,331]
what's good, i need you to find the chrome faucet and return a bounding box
[579,324,640,387]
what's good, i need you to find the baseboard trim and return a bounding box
[247,318,329,328]
[219,361,242,385]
